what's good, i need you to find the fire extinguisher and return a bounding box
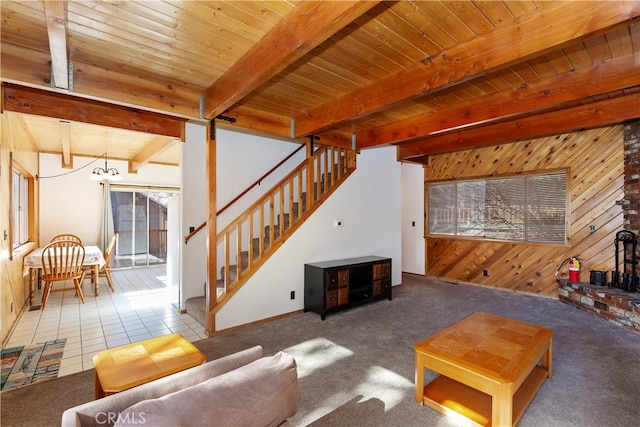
[568,258,580,282]
[555,256,582,282]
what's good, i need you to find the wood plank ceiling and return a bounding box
[1,1,639,170]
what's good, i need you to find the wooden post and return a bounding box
[205,120,217,336]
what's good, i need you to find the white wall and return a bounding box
[216,128,305,226]
[216,146,402,330]
[167,194,180,306]
[401,162,425,275]
[39,153,179,246]
[180,122,208,306]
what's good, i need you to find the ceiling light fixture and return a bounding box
[90,153,122,181]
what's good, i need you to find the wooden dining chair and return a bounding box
[40,240,86,309]
[30,233,83,293]
[84,233,118,294]
[101,234,118,292]
[50,233,83,244]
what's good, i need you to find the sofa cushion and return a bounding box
[114,351,299,427]
[62,345,264,427]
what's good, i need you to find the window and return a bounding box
[428,171,567,244]
[10,155,34,253]
[109,187,176,268]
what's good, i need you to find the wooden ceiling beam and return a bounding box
[59,120,71,167]
[398,92,640,160]
[202,1,379,120]
[294,1,640,137]
[1,43,201,119]
[2,83,187,138]
[358,53,640,148]
[129,136,180,173]
[219,105,353,148]
[43,0,68,90]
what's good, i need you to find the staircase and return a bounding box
[186,143,357,329]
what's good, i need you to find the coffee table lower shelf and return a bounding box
[422,365,549,427]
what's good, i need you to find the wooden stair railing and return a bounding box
[212,144,356,313]
[184,143,306,244]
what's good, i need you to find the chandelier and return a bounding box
[90,153,122,181]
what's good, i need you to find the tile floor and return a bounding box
[3,266,207,378]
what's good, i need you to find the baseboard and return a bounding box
[210,309,305,336]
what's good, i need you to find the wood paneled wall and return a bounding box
[1,111,39,345]
[425,125,624,297]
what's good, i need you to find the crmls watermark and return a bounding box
[95,412,147,425]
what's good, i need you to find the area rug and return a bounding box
[1,338,66,391]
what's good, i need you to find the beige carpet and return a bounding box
[2,274,639,427]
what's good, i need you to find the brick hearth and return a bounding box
[558,280,640,334]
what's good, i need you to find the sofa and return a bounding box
[61,345,299,427]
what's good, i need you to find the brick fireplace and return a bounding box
[623,120,640,235]
[558,280,640,333]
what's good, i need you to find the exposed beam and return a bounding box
[220,105,293,140]
[59,120,71,167]
[202,1,380,119]
[1,43,201,119]
[221,105,353,148]
[129,136,181,173]
[359,53,640,148]
[2,83,186,138]
[43,0,68,90]
[398,92,640,160]
[294,1,640,137]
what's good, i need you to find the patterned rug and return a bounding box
[1,338,66,391]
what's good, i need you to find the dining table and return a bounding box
[23,245,106,306]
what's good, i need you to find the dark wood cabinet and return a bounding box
[304,256,392,320]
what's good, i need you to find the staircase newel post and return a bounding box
[205,120,217,336]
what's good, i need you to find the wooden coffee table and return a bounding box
[414,312,553,427]
[93,333,206,399]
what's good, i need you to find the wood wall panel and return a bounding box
[1,111,40,345]
[425,125,624,297]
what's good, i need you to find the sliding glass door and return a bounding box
[110,188,178,268]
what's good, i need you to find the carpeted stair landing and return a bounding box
[185,296,206,327]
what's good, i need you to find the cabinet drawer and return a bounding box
[338,270,349,288]
[381,262,390,278]
[373,280,382,296]
[327,269,349,290]
[326,271,339,290]
[381,280,391,294]
[373,264,381,280]
[373,262,390,279]
[338,288,348,305]
[373,279,391,297]
[326,290,338,309]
